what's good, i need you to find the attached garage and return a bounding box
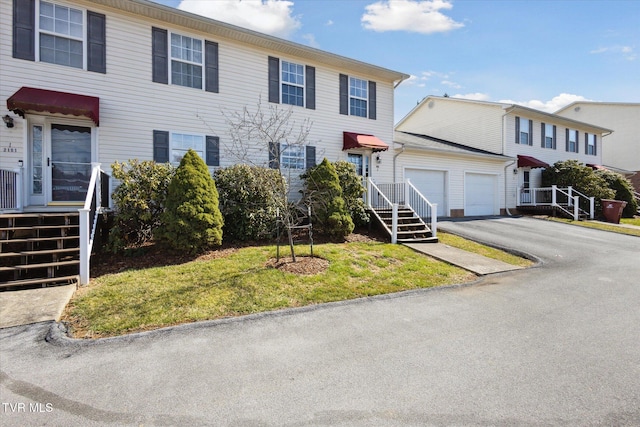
[464,173,498,216]
[404,168,447,216]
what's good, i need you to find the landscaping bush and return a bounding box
[595,169,638,218]
[108,160,175,252]
[156,149,223,254]
[541,160,615,215]
[333,161,369,227]
[302,158,354,239]
[214,164,286,241]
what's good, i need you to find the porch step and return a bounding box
[371,205,437,243]
[0,212,81,290]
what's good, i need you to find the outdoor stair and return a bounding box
[373,206,438,243]
[0,212,80,290]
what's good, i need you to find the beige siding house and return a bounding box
[1,0,408,211]
[395,96,612,217]
[555,102,640,190]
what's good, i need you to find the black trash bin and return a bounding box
[601,199,627,224]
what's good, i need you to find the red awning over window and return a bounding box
[517,155,549,169]
[7,87,100,126]
[343,132,389,152]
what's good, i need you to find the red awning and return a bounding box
[343,132,389,152]
[587,163,607,170]
[517,155,549,169]
[7,87,100,126]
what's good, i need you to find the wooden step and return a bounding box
[11,260,80,271]
[19,248,79,257]
[0,225,79,232]
[0,275,79,290]
[0,236,79,244]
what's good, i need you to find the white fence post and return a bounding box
[573,196,579,220]
[589,197,595,219]
[431,203,438,238]
[391,203,398,244]
[79,208,90,285]
[405,179,411,208]
[15,167,24,211]
[551,185,557,206]
[366,178,372,208]
[568,186,573,206]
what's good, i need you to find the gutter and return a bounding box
[504,160,517,216]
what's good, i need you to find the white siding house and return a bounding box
[1,0,408,211]
[395,96,612,216]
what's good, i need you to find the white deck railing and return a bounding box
[520,185,594,220]
[0,167,23,211]
[405,179,437,238]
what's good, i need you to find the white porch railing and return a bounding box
[79,163,110,285]
[0,167,23,211]
[520,185,594,220]
[366,178,437,243]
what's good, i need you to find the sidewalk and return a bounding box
[0,283,76,329]
[403,242,524,275]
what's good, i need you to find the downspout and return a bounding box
[393,142,405,182]
[504,160,517,216]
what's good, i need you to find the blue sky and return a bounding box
[153,0,640,122]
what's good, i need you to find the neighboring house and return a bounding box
[394,96,612,217]
[554,102,640,191]
[0,0,411,287]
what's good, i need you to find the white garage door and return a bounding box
[405,169,446,216]
[465,173,497,216]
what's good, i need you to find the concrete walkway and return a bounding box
[0,283,76,329]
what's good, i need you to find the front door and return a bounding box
[28,120,93,206]
[347,153,369,178]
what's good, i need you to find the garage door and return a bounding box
[405,169,446,216]
[465,173,497,216]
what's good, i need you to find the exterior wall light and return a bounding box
[3,115,14,128]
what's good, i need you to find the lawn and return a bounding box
[64,241,478,338]
[437,232,533,267]
[545,217,640,237]
[621,217,640,227]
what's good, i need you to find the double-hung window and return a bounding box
[516,117,532,145]
[349,77,368,118]
[280,144,305,170]
[281,61,304,107]
[567,129,578,153]
[542,123,555,149]
[38,1,84,69]
[171,33,203,89]
[153,130,219,167]
[170,133,204,164]
[586,133,597,155]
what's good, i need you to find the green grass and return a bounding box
[545,217,640,237]
[438,232,534,267]
[64,242,477,338]
[621,217,640,227]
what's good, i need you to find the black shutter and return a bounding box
[305,146,316,169]
[305,66,315,110]
[153,130,170,163]
[368,81,377,120]
[205,41,219,93]
[584,133,588,155]
[594,135,597,156]
[553,125,557,149]
[339,74,348,115]
[152,27,168,84]
[268,141,280,169]
[13,0,35,61]
[515,117,520,144]
[541,123,545,147]
[206,136,220,166]
[268,56,280,103]
[87,11,106,74]
[565,128,569,152]
[528,120,533,145]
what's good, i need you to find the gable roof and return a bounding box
[87,0,409,84]
[555,101,640,115]
[397,96,613,134]
[394,131,512,161]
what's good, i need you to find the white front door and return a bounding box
[347,153,370,178]
[28,119,94,206]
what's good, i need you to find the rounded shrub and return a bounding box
[595,169,638,218]
[303,158,354,239]
[214,164,286,241]
[157,149,223,254]
[333,161,369,227]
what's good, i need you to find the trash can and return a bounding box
[601,199,627,224]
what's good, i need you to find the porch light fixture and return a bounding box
[376,154,381,164]
[18,160,23,167]
[513,168,518,174]
[3,114,14,128]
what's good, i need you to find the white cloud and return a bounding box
[178,0,301,38]
[590,45,636,61]
[499,93,595,113]
[362,0,464,34]
[326,20,334,26]
[451,92,490,101]
[301,33,319,48]
[441,80,461,89]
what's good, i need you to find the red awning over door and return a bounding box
[7,87,100,126]
[343,132,389,152]
[517,155,549,169]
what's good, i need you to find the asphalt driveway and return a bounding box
[1,216,639,426]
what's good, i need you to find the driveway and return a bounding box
[1,217,639,426]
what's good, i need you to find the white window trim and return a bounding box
[349,76,368,117]
[544,124,554,149]
[587,133,596,155]
[169,131,206,165]
[281,59,305,107]
[280,144,305,170]
[519,117,530,145]
[35,0,87,70]
[169,31,204,90]
[568,129,578,153]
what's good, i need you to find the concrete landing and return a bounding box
[0,284,76,329]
